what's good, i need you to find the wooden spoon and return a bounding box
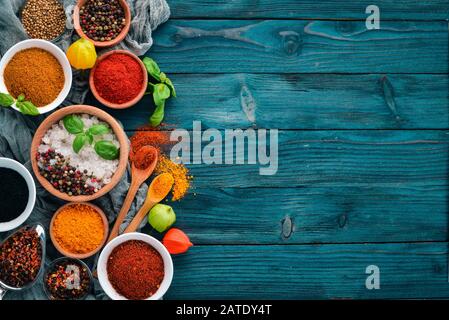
[106,146,158,243]
[123,173,174,233]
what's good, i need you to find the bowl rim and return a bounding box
[50,202,109,259]
[0,39,72,115]
[0,158,36,232]
[89,49,148,109]
[97,232,174,300]
[42,257,93,300]
[73,0,131,48]
[30,105,129,202]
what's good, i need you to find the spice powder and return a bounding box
[52,204,104,254]
[107,240,164,300]
[4,48,64,107]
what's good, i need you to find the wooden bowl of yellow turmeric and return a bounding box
[50,202,109,259]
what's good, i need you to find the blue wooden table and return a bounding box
[98,1,449,299]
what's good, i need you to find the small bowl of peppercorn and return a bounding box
[43,257,93,300]
[73,0,131,48]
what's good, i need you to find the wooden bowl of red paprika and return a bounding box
[73,0,131,48]
[89,50,148,109]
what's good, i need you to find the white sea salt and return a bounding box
[38,114,120,187]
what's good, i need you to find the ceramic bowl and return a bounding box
[50,202,109,259]
[30,105,129,202]
[0,39,72,114]
[43,257,93,300]
[89,50,148,109]
[97,233,174,300]
[73,0,131,48]
[0,158,36,232]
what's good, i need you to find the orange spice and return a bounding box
[151,173,174,199]
[52,204,104,254]
[4,48,64,107]
[155,154,192,201]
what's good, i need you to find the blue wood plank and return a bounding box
[149,20,448,73]
[168,0,449,20]
[95,74,449,130]
[168,185,448,244]
[165,243,449,299]
[168,130,449,188]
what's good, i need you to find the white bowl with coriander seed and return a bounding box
[0,39,72,115]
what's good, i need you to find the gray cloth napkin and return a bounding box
[0,0,170,300]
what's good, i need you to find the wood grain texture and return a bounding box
[170,130,449,188]
[168,0,449,20]
[98,74,449,130]
[149,20,448,73]
[165,243,449,299]
[169,186,448,244]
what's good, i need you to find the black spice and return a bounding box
[0,168,29,223]
[0,228,42,288]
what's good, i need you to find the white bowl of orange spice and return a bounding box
[0,39,72,115]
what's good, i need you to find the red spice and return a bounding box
[93,53,144,104]
[133,146,156,170]
[107,240,164,300]
[130,129,172,160]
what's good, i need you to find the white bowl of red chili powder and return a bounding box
[97,232,174,300]
[0,39,72,114]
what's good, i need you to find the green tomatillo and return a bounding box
[148,204,176,232]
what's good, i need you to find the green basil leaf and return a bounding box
[164,77,176,97]
[63,115,84,134]
[17,94,25,102]
[87,124,110,136]
[149,100,165,127]
[154,83,171,100]
[86,132,94,144]
[160,72,167,82]
[95,140,119,160]
[143,57,161,81]
[73,133,89,153]
[0,93,14,107]
[16,101,40,116]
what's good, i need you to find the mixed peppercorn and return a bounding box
[79,0,126,42]
[45,259,91,300]
[0,228,42,288]
[36,149,100,196]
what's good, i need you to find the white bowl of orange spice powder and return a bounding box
[0,39,72,114]
[50,202,109,259]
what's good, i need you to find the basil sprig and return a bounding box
[62,115,118,160]
[143,57,176,127]
[0,92,39,116]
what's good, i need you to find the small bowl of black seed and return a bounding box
[73,0,131,47]
[21,0,67,42]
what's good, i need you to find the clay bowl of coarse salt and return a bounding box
[30,105,129,202]
[89,50,148,109]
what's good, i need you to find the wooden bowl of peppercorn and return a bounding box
[30,105,129,202]
[73,0,131,48]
